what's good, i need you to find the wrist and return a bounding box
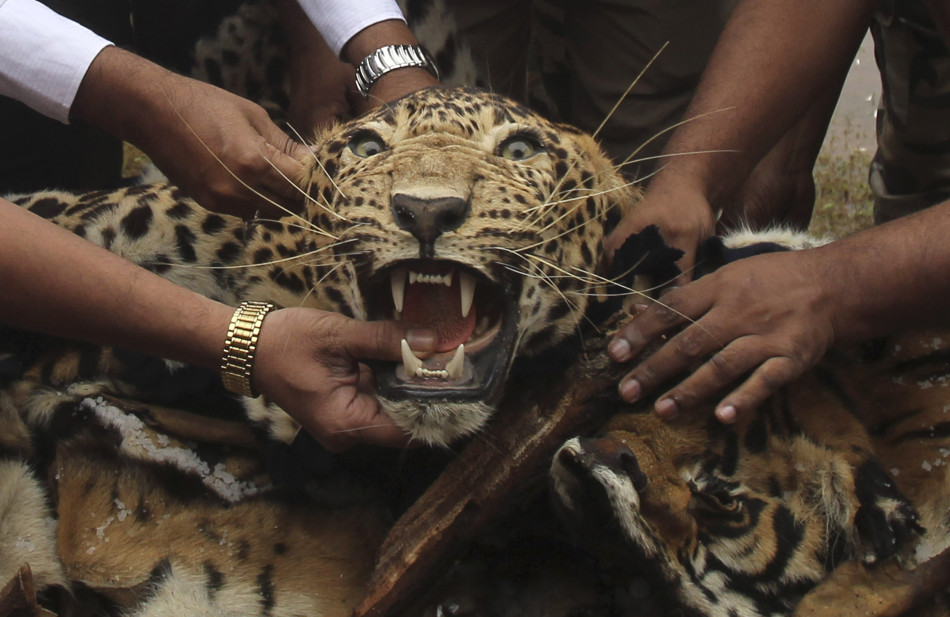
[341,20,419,65]
[342,20,440,102]
[220,301,278,397]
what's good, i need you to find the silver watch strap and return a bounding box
[354,44,440,97]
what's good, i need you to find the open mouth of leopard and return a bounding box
[364,260,519,403]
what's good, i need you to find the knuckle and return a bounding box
[651,302,681,326]
[708,347,742,378]
[671,328,709,360]
[372,321,396,351]
[633,363,659,389]
[755,359,795,392]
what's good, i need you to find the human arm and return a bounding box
[0,198,435,450]
[608,199,950,423]
[0,0,309,218]
[603,0,874,277]
[71,46,309,219]
[295,0,440,110]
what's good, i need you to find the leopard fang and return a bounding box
[400,339,466,380]
[390,268,476,319]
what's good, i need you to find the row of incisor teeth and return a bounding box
[401,340,465,380]
[410,271,452,286]
[390,268,477,318]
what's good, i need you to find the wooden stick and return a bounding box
[353,339,618,617]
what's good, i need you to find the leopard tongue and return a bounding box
[402,278,477,352]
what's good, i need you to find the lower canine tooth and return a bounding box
[400,339,423,376]
[445,344,465,379]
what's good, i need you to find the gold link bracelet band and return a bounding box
[220,300,276,397]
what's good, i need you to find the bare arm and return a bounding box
[0,198,434,449]
[604,0,874,273]
[71,46,310,219]
[610,199,950,422]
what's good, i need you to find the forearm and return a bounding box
[653,0,873,206]
[71,46,181,146]
[809,200,950,342]
[0,199,232,369]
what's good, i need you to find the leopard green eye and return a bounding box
[349,133,387,158]
[499,135,543,161]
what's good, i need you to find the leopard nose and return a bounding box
[391,193,470,258]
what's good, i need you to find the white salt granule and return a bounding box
[80,397,259,503]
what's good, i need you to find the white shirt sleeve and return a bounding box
[296,0,406,58]
[0,0,112,123]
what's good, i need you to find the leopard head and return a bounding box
[250,87,632,446]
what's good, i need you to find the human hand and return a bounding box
[607,250,836,423]
[603,179,717,285]
[136,76,311,219]
[252,308,436,451]
[73,47,309,219]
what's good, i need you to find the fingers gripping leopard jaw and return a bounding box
[251,308,437,451]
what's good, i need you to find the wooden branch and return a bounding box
[353,339,618,617]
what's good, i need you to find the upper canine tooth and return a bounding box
[400,339,423,376]
[391,268,407,313]
[460,273,476,318]
[445,344,465,380]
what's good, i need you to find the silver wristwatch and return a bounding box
[354,44,441,97]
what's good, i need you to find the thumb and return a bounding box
[332,317,437,363]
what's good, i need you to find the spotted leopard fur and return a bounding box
[2,17,949,615]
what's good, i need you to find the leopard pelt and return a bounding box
[2,10,950,615]
[1,86,631,616]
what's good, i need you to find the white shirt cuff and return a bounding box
[0,0,112,123]
[297,0,406,57]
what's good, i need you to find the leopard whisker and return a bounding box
[591,42,669,141]
[617,147,741,174]
[527,177,642,215]
[284,122,349,204]
[496,259,588,331]
[566,263,721,345]
[251,217,339,240]
[259,150,348,224]
[470,428,504,455]
[529,45,668,221]
[158,88,317,233]
[617,107,737,172]
[532,196,600,237]
[329,423,397,435]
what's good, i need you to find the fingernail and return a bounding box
[655,398,678,419]
[405,328,437,351]
[619,378,641,402]
[608,338,632,362]
[632,303,649,315]
[716,405,737,424]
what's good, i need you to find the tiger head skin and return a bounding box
[550,335,935,616]
[238,86,632,445]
